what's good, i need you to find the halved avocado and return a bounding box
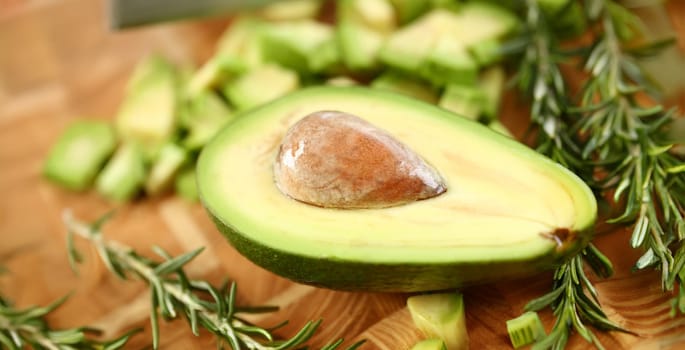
[197,86,596,292]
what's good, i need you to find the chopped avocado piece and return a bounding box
[197,86,597,291]
[419,37,478,86]
[478,66,506,121]
[488,120,513,137]
[506,311,546,348]
[43,120,117,191]
[215,17,266,68]
[259,20,335,74]
[371,72,439,103]
[407,293,468,350]
[224,65,299,111]
[186,55,247,97]
[451,2,519,46]
[468,38,503,66]
[336,0,397,71]
[380,9,458,73]
[348,0,396,33]
[116,55,178,158]
[254,0,322,21]
[439,84,488,120]
[181,91,234,150]
[326,76,358,86]
[96,143,146,202]
[411,339,447,350]
[388,0,431,24]
[145,143,188,196]
[307,38,342,74]
[175,167,198,202]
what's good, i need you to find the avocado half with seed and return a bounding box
[197,86,596,292]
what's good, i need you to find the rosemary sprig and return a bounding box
[507,1,625,348]
[515,0,585,172]
[523,245,627,350]
[0,293,136,350]
[577,0,685,301]
[63,210,362,350]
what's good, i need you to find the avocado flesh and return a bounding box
[198,87,596,292]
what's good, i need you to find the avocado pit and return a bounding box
[273,110,447,208]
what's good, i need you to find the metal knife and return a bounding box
[108,0,282,29]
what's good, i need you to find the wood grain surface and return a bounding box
[1,1,685,349]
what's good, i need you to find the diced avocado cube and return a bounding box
[186,55,247,97]
[371,72,439,103]
[439,84,488,121]
[254,0,323,21]
[175,167,198,202]
[337,21,386,71]
[307,38,342,74]
[224,65,299,110]
[380,9,459,73]
[451,2,519,46]
[411,339,447,350]
[43,120,117,191]
[180,91,234,150]
[420,37,478,86]
[488,120,513,137]
[407,293,468,350]
[215,17,266,68]
[337,0,397,72]
[348,0,397,33]
[388,0,431,24]
[116,55,178,158]
[259,20,334,74]
[506,311,546,348]
[478,66,506,121]
[145,143,188,196]
[96,143,147,202]
[468,38,503,66]
[326,76,358,86]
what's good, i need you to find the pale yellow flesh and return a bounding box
[200,88,594,264]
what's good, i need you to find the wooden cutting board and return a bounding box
[2,1,685,349]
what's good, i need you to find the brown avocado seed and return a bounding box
[273,110,447,208]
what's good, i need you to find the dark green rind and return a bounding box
[206,208,591,292]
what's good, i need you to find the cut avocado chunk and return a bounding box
[419,37,478,86]
[411,339,447,350]
[197,86,597,292]
[408,293,468,350]
[488,120,513,138]
[371,72,438,104]
[186,55,247,97]
[175,167,198,202]
[224,65,299,111]
[145,143,188,196]
[336,0,397,71]
[388,0,431,24]
[439,84,488,120]
[96,143,146,202]
[506,311,546,348]
[478,66,506,121]
[116,55,178,158]
[43,120,117,191]
[380,9,457,73]
[180,91,234,150]
[259,20,335,74]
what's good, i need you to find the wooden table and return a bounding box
[2,1,685,348]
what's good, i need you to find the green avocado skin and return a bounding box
[206,208,590,292]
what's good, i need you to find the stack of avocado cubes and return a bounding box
[44,0,526,202]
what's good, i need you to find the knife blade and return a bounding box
[108,0,281,29]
